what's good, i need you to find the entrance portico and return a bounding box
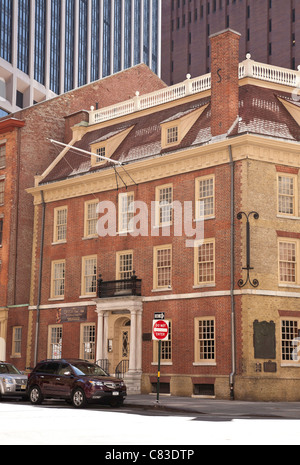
[94,296,143,394]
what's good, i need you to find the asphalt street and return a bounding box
[124,395,300,420]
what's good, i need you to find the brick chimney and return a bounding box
[210,29,241,137]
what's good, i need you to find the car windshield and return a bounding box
[0,363,21,375]
[70,362,108,377]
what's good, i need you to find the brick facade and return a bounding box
[0,65,166,367]
[2,30,300,401]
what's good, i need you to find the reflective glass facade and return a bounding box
[0,0,12,63]
[34,0,46,84]
[50,0,61,94]
[0,0,161,113]
[17,0,30,74]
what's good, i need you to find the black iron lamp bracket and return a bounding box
[237,211,259,288]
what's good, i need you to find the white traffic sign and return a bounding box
[152,320,169,341]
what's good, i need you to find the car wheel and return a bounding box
[72,388,87,409]
[29,386,44,405]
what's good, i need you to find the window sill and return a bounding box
[193,362,217,366]
[51,240,67,246]
[151,287,173,293]
[278,284,300,289]
[48,297,64,302]
[82,235,98,241]
[79,294,96,299]
[151,362,173,366]
[277,214,300,221]
[194,216,215,222]
[193,283,216,289]
[281,363,300,368]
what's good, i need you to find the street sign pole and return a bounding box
[152,318,169,404]
[157,340,161,403]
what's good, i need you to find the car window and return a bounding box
[70,362,107,377]
[57,363,72,376]
[0,363,20,374]
[35,362,59,374]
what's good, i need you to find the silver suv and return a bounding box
[0,362,28,399]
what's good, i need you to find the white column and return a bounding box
[96,310,104,361]
[128,309,137,372]
[136,309,142,372]
[103,311,109,359]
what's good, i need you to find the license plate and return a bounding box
[112,391,119,396]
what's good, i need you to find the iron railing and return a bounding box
[115,360,129,379]
[96,358,110,374]
[97,272,142,298]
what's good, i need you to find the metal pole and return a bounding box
[156,340,161,403]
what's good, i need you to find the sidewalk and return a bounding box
[124,394,300,420]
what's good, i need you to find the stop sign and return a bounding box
[152,320,169,341]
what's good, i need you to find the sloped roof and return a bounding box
[41,84,300,185]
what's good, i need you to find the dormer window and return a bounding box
[91,143,107,167]
[161,105,208,149]
[90,126,134,167]
[167,126,179,144]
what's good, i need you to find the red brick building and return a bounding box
[25,29,300,400]
[162,0,300,85]
[0,65,166,367]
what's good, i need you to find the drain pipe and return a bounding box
[34,190,46,367]
[229,145,236,400]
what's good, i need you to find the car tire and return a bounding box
[72,388,87,409]
[29,386,44,405]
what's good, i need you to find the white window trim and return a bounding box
[278,238,300,287]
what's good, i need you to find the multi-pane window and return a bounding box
[279,241,297,284]
[0,180,4,204]
[119,193,134,233]
[51,260,65,298]
[196,175,215,218]
[54,207,67,242]
[117,251,133,280]
[12,327,22,357]
[161,320,172,361]
[81,324,96,361]
[278,175,297,216]
[156,185,173,226]
[195,318,215,363]
[281,320,300,363]
[84,200,98,237]
[195,239,215,285]
[0,145,6,168]
[96,146,106,163]
[48,326,63,359]
[154,245,172,289]
[167,126,178,144]
[82,256,97,295]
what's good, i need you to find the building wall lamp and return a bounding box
[237,211,259,288]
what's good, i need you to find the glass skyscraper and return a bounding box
[0,0,161,115]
